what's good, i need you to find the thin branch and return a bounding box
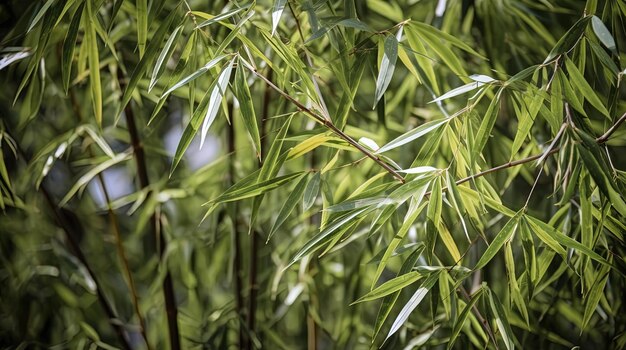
[69,90,151,350]
[246,65,406,183]
[596,111,626,144]
[121,89,181,350]
[11,130,132,350]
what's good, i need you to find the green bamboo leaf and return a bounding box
[373,245,424,341]
[212,172,304,204]
[137,0,147,58]
[62,2,84,93]
[591,16,616,51]
[511,90,543,158]
[474,213,520,271]
[28,0,56,33]
[303,171,320,211]
[84,1,102,126]
[196,5,249,29]
[564,58,610,118]
[472,89,502,164]
[412,23,467,76]
[376,118,449,154]
[149,25,184,92]
[385,271,441,341]
[448,287,484,350]
[409,21,484,57]
[162,54,228,97]
[446,170,469,241]
[288,207,371,267]
[118,7,179,117]
[200,58,235,148]
[526,216,610,267]
[267,173,309,242]
[353,272,423,304]
[427,176,442,228]
[373,30,400,108]
[373,192,428,288]
[544,16,591,63]
[271,0,287,35]
[581,263,610,330]
[170,59,234,175]
[430,80,486,103]
[487,288,516,350]
[59,151,132,206]
[234,61,261,159]
[438,221,461,262]
[505,242,529,325]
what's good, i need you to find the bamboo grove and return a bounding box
[1,0,626,348]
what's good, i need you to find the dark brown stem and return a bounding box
[11,130,131,350]
[596,111,626,144]
[69,91,151,349]
[227,101,245,349]
[248,68,405,183]
[123,100,181,350]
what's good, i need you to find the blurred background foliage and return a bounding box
[1,0,626,349]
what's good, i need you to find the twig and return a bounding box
[246,65,406,183]
[596,111,626,144]
[69,90,151,350]
[122,97,181,350]
[10,129,132,350]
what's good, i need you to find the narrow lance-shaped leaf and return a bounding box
[430,74,494,103]
[373,28,401,108]
[200,58,235,148]
[170,59,235,175]
[137,0,147,58]
[196,5,249,29]
[62,2,84,93]
[376,118,449,154]
[162,54,229,97]
[303,171,320,211]
[288,207,371,268]
[118,7,179,118]
[210,172,305,204]
[448,287,485,350]
[27,0,56,33]
[385,271,441,341]
[271,0,287,35]
[564,58,610,119]
[149,25,184,92]
[234,59,262,158]
[544,16,591,63]
[591,16,616,51]
[581,262,611,330]
[85,1,102,126]
[352,271,423,304]
[488,289,516,350]
[472,89,502,165]
[474,212,520,271]
[373,245,424,341]
[267,173,309,242]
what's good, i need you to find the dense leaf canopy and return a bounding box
[1,0,626,349]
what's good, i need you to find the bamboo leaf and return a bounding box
[196,5,249,29]
[581,263,610,330]
[376,118,448,154]
[303,171,320,211]
[85,1,102,126]
[353,271,423,304]
[373,31,400,108]
[591,16,616,51]
[200,58,235,148]
[62,2,84,93]
[234,60,262,159]
[137,0,147,58]
[385,271,441,341]
[472,89,502,164]
[474,213,520,271]
[564,58,610,118]
[288,207,371,267]
[162,54,229,97]
[271,0,287,35]
[373,245,424,341]
[211,172,304,204]
[149,25,184,92]
[448,287,484,350]
[487,288,516,350]
[544,16,591,63]
[267,173,309,241]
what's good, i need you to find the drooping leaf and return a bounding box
[373,30,400,108]
[353,271,423,304]
[85,1,102,126]
[544,16,591,63]
[149,25,184,92]
[474,213,520,271]
[385,271,441,341]
[267,173,309,241]
[303,171,321,211]
[137,0,147,58]
[62,2,84,93]
[591,16,616,51]
[271,0,287,35]
[376,118,449,154]
[448,287,484,350]
[196,5,250,29]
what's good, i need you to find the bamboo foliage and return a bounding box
[1,0,626,348]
